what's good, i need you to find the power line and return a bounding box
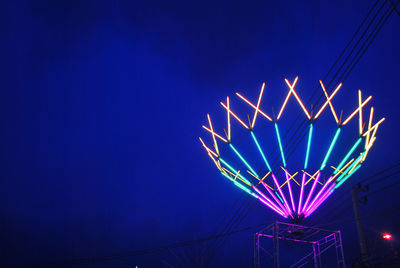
[388,0,400,16]
[308,160,400,225]
[20,222,270,268]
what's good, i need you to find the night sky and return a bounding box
[1,0,400,267]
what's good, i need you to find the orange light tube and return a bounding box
[220,102,249,129]
[342,95,372,125]
[236,93,272,122]
[202,125,228,143]
[251,82,266,128]
[277,76,298,120]
[284,78,311,119]
[314,81,341,123]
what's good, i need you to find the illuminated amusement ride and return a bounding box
[199,77,384,224]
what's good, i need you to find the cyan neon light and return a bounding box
[250,131,272,171]
[334,137,362,174]
[229,143,259,177]
[334,164,362,189]
[233,180,253,195]
[320,128,341,170]
[274,123,286,167]
[336,153,364,182]
[304,124,313,169]
[219,157,252,186]
[275,192,284,204]
[221,171,235,182]
[220,171,254,196]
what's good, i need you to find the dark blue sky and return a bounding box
[1,0,400,267]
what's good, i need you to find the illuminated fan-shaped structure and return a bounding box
[199,77,384,222]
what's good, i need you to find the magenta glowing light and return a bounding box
[301,172,321,214]
[199,77,384,222]
[284,170,296,213]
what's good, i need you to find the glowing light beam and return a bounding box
[274,123,286,167]
[320,128,341,170]
[304,124,313,169]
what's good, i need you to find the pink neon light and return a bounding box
[227,96,231,141]
[202,125,228,143]
[258,197,286,217]
[261,180,288,215]
[301,172,321,213]
[272,173,293,217]
[304,176,334,213]
[306,183,335,216]
[253,187,286,217]
[297,172,306,213]
[284,171,296,213]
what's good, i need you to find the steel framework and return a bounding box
[254,221,345,268]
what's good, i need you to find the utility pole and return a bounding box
[351,183,369,267]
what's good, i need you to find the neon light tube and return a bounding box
[199,137,219,158]
[306,183,334,216]
[334,138,362,174]
[227,96,231,141]
[320,128,341,170]
[206,114,220,155]
[364,107,373,150]
[275,192,284,204]
[220,102,249,129]
[297,172,306,213]
[301,172,321,213]
[358,90,363,135]
[236,93,272,121]
[251,82,266,128]
[250,131,272,171]
[277,77,298,120]
[306,182,336,216]
[342,95,372,125]
[229,143,258,177]
[365,107,374,149]
[362,117,385,137]
[219,157,252,186]
[284,171,296,212]
[233,180,253,195]
[221,171,235,182]
[221,171,254,196]
[336,154,363,182]
[257,197,286,217]
[253,187,286,216]
[304,124,313,169]
[304,176,333,214]
[284,78,311,119]
[260,181,288,214]
[274,123,286,167]
[272,173,292,216]
[334,165,362,189]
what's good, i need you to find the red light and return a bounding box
[382,232,393,240]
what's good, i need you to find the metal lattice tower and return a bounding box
[254,221,345,268]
